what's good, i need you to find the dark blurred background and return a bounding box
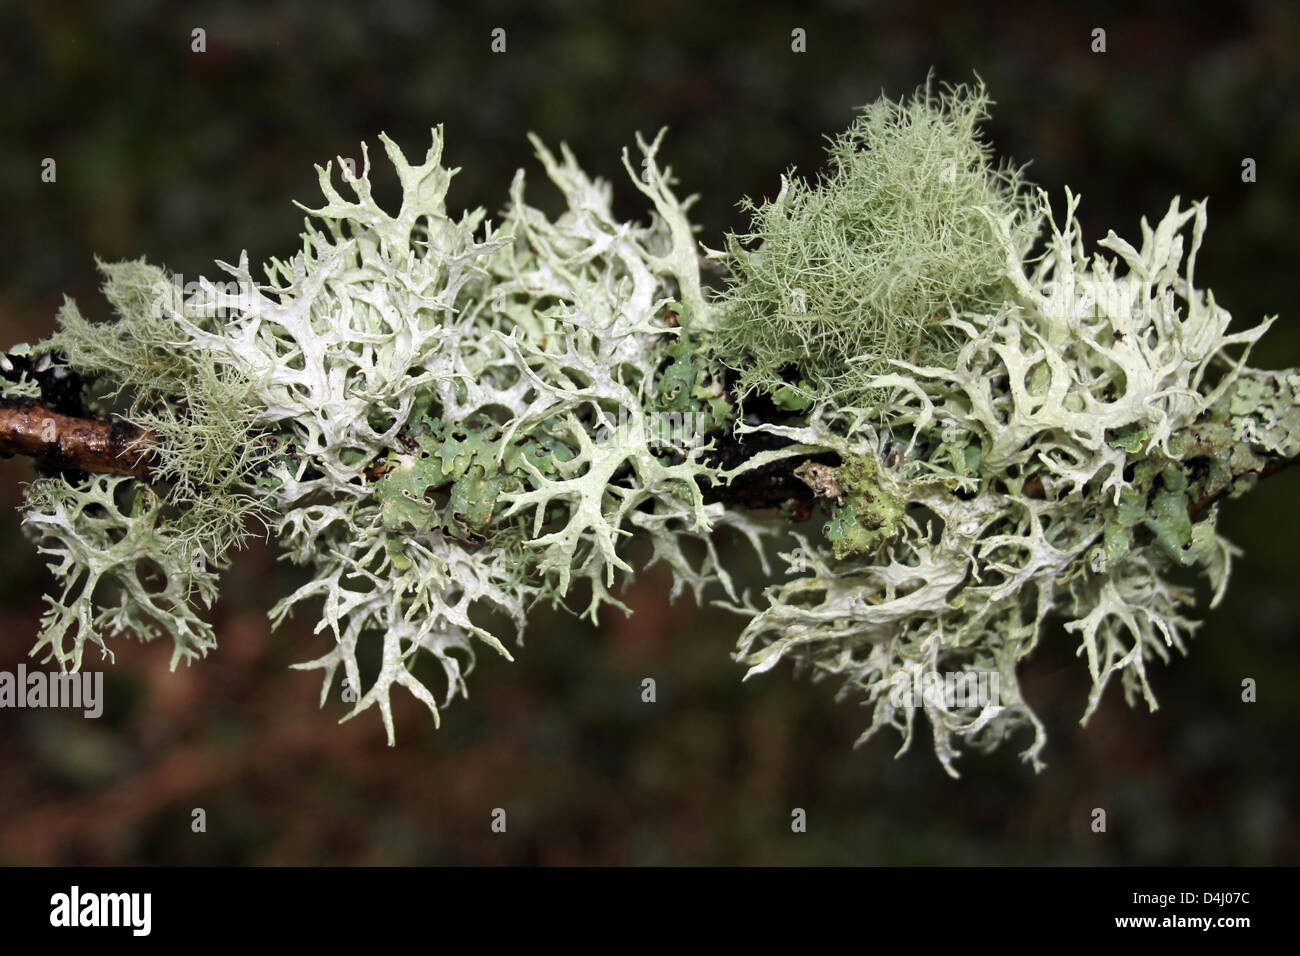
[0,0,1297,865]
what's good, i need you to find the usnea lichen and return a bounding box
[712,75,1038,409]
[8,79,1292,776]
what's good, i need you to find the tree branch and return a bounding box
[3,376,1296,524]
[0,402,154,477]
[0,396,828,509]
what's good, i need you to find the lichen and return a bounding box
[0,346,42,402]
[712,75,1038,408]
[795,456,905,559]
[23,476,220,670]
[7,83,1290,776]
[14,124,768,744]
[723,190,1273,776]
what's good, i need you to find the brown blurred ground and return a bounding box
[0,0,1296,864]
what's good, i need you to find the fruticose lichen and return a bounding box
[724,191,1279,775]
[712,75,1038,409]
[17,126,764,744]
[8,79,1292,775]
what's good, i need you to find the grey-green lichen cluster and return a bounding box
[10,78,1293,773]
[726,192,1282,774]
[17,126,760,743]
[712,76,1038,408]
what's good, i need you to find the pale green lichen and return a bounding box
[14,123,765,745]
[796,456,905,559]
[712,75,1038,408]
[42,258,274,562]
[23,476,220,670]
[724,191,1272,776]
[8,83,1291,776]
[0,346,42,402]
